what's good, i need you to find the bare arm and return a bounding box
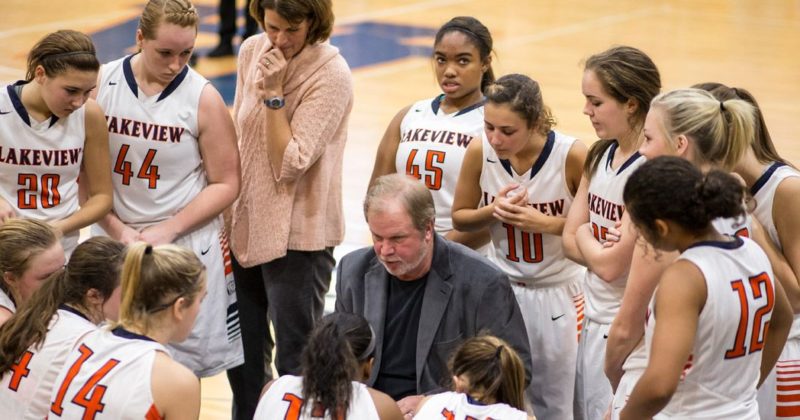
[605,244,677,391]
[369,105,410,186]
[452,139,495,232]
[769,178,800,313]
[562,176,589,265]
[54,100,112,235]
[369,390,403,420]
[139,84,240,245]
[620,261,706,420]
[151,352,201,420]
[575,211,637,282]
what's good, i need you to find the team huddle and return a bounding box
[0,0,797,419]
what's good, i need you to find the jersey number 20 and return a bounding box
[17,173,60,209]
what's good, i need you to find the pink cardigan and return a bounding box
[229,34,353,267]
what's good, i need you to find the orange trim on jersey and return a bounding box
[777,405,800,417]
[146,404,163,420]
[777,393,800,402]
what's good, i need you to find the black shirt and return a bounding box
[373,273,428,399]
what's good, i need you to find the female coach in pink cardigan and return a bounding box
[225,1,353,419]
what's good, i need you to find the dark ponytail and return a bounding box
[301,312,375,418]
[624,156,744,235]
[693,170,747,222]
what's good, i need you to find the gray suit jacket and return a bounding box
[335,234,532,395]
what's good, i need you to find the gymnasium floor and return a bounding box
[1,0,799,417]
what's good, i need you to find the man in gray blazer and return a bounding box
[335,174,532,417]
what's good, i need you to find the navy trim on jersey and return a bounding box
[466,395,488,406]
[122,55,138,97]
[59,304,91,322]
[7,82,59,128]
[606,141,642,175]
[112,326,157,343]
[687,235,744,251]
[499,130,555,179]
[750,162,786,196]
[430,94,486,116]
[122,54,190,102]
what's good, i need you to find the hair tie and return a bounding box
[719,100,725,112]
[44,51,95,60]
[357,323,377,361]
[494,345,504,359]
[144,245,153,255]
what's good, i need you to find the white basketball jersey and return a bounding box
[96,55,207,228]
[647,237,773,419]
[0,307,95,419]
[750,163,800,366]
[254,375,380,420]
[49,327,166,420]
[414,391,528,420]
[751,162,800,250]
[396,96,485,234]
[0,82,85,252]
[711,213,752,238]
[583,143,645,324]
[0,288,14,313]
[480,131,583,287]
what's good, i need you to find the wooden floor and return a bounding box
[2,0,799,418]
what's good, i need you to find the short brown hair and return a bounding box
[364,174,434,233]
[250,0,334,45]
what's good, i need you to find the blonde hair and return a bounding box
[651,88,755,170]
[117,242,205,332]
[139,0,199,39]
[0,219,59,279]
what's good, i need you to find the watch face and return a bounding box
[266,97,284,109]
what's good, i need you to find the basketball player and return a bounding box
[697,82,800,419]
[370,16,495,249]
[48,242,206,420]
[608,87,762,418]
[452,74,586,419]
[561,46,661,420]
[90,0,242,377]
[413,335,532,420]
[0,218,64,325]
[255,313,402,420]
[0,30,112,255]
[0,237,124,419]
[619,157,792,419]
